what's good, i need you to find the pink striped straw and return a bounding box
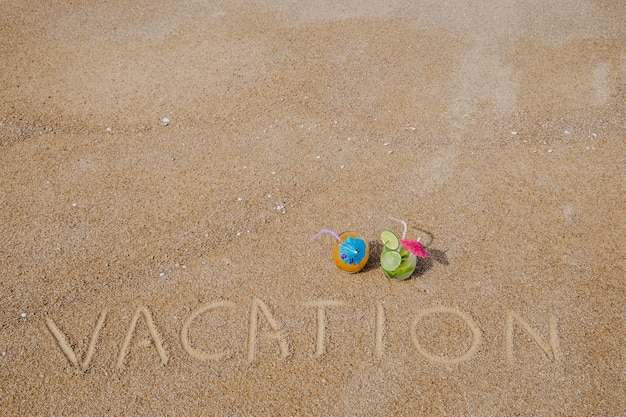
[388,216,408,240]
[310,229,341,242]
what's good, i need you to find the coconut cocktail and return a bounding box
[311,229,370,273]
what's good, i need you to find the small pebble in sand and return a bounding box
[275,204,286,215]
[159,272,165,277]
[162,117,171,126]
[106,127,112,132]
[237,197,243,201]
[72,202,77,207]
[20,312,27,318]
[511,131,518,135]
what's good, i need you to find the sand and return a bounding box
[1,0,624,415]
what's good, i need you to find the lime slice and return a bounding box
[381,230,399,250]
[397,254,417,273]
[392,269,414,281]
[399,246,410,259]
[382,268,396,278]
[380,250,402,271]
[391,254,417,280]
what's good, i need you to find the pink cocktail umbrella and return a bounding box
[388,216,429,258]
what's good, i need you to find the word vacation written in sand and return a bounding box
[44,298,562,372]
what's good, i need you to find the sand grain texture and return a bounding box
[1,0,624,415]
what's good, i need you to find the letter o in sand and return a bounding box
[409,306,482,365]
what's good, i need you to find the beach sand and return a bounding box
[1,0,624,415]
